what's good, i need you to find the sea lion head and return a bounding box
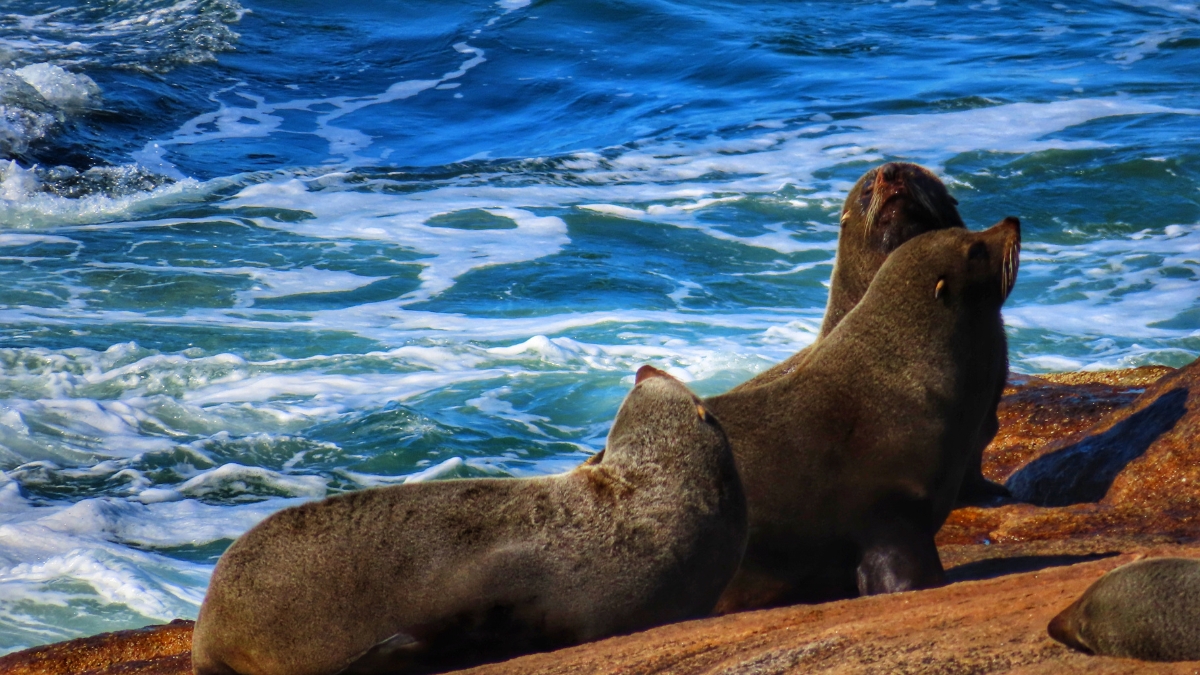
[600,366,729,471]
[884,216,1020,320]
[1048,595,1096,654]
[843,161,965,255]
[822,162,966,336]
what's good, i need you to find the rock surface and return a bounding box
[0,620,193,675]
[460,547,1200,675]
[4,361,1199,675]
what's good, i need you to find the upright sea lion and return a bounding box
[191,367,746,675]
[722,162,1007,504]
[707,218,1020,612]
[1049,557,1200,661]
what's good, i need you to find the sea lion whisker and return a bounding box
[864,192,884,242]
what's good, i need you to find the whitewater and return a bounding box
[0,0,1197,652]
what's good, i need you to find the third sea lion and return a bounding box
[1049,557,1200,661]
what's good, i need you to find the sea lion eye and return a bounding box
[934,277,946,300]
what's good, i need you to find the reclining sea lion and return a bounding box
[1049,557,1200,661]
[192,366,746,675]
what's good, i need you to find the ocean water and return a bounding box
[0,0,1197,653]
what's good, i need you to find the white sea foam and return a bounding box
[0,471,296,651]
[182,368,515,406]
[0,233,79,248]
[0,162,206,228]
[79,262,388,306]
[139,463,327,503]
[1006,222,1200,340]
[12,64,100,110]
[218,98,1196,261]
[0,0,245,73]
[467,387,552,435]
[232,181,570,303]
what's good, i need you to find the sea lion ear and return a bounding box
[934,277,946,300]
[967,241,989,262]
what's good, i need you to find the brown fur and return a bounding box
[1049,558,1200,661]
[191,367,746,675]
[723,162,1007,504]
[708,218,1020,613]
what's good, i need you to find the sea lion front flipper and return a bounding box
[957,470,1010,504]
[854,510,944,595]
[957,361,1011,506]
[338,631,425,675]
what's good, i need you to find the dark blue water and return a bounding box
[0,0,1197,652]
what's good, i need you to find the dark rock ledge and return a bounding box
[5,360,1199,675]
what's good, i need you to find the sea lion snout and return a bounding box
[1047,603,1093,654]
[977,216,1021,301]
[860,162,964,251]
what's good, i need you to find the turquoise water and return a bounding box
[0,0,1198,653]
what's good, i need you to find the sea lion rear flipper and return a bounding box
[855,509,944,595]
[337,631,425,675]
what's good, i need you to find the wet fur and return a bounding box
[192,370,746,675]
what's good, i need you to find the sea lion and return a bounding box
[707,218,1020,612]
[191,366,746,675]
[723,162,1007,504]
[1049,557,1200,661]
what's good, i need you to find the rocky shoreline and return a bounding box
[4,360,1199,675]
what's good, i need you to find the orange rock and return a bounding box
[984,366,1172,484]
[942,359,1200,549]
[0,620,193,675]
[458,547,1200,675]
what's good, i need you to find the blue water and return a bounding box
[0,0,1197,653]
